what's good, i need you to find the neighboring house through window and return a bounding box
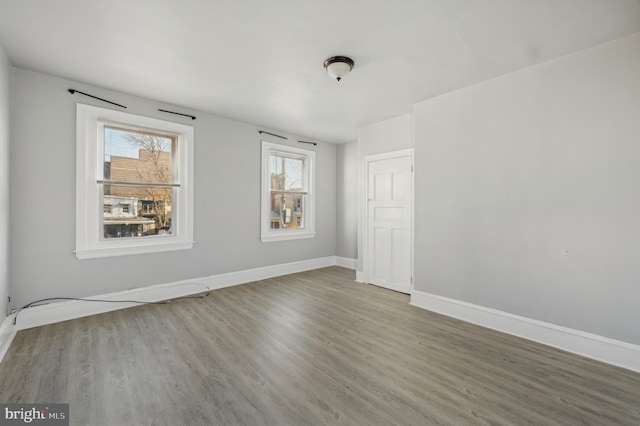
[75,104,194,259]
[261,141,315,242]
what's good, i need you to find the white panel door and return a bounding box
[366,155,413,293]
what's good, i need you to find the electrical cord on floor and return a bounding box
[9,292,211,325]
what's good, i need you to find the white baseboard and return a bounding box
[13,256,337,332]
[201,256,337,290]
[355,270,364,282]
[0,314,17,364]
[335,256,357,270]
[410,290,640,373]
[14,280,212,332]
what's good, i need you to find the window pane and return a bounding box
[269,153,303,192]
[284,157,303,191]
[270,192,304,229]
[104,126,174,184]
[103,184,173,238]
[270,154,283,191]
[102,126,175,239]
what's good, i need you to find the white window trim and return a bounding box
[261,141,316,243]
[75,104,194,259]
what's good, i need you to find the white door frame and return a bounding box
[362,148,414,291]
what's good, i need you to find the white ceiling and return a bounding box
[1,0,639,143]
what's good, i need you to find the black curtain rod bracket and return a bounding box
[68,89,127,109]
[298,140,317,146]
[158,109,196,120]
[259,130,287,139]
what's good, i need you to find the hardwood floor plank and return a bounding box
[0,266,639,425]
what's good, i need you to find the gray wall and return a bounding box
[335,141,357,259]
[413,34,640,345]
[0,46,9,315]
[9,68,336,309]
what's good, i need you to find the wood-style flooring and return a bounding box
[0,266,639,425]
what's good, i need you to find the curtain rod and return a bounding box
[259,130,287,139]
[298,140,317,146]
[158,109,196,120]
[68,89,127,109]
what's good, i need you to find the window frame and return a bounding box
[75,103,194,259]
[261,141,316,243]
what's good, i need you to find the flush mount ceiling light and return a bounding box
[324,56,354,81]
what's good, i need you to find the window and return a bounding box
[76,104,194,259]
[261,141,315,242]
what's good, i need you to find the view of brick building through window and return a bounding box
[269,153,304,230]
[102,126,175,238]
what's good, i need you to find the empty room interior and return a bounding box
[1,1,640,424]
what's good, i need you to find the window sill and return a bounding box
[260,231,316,243]
[75,240,194,259]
